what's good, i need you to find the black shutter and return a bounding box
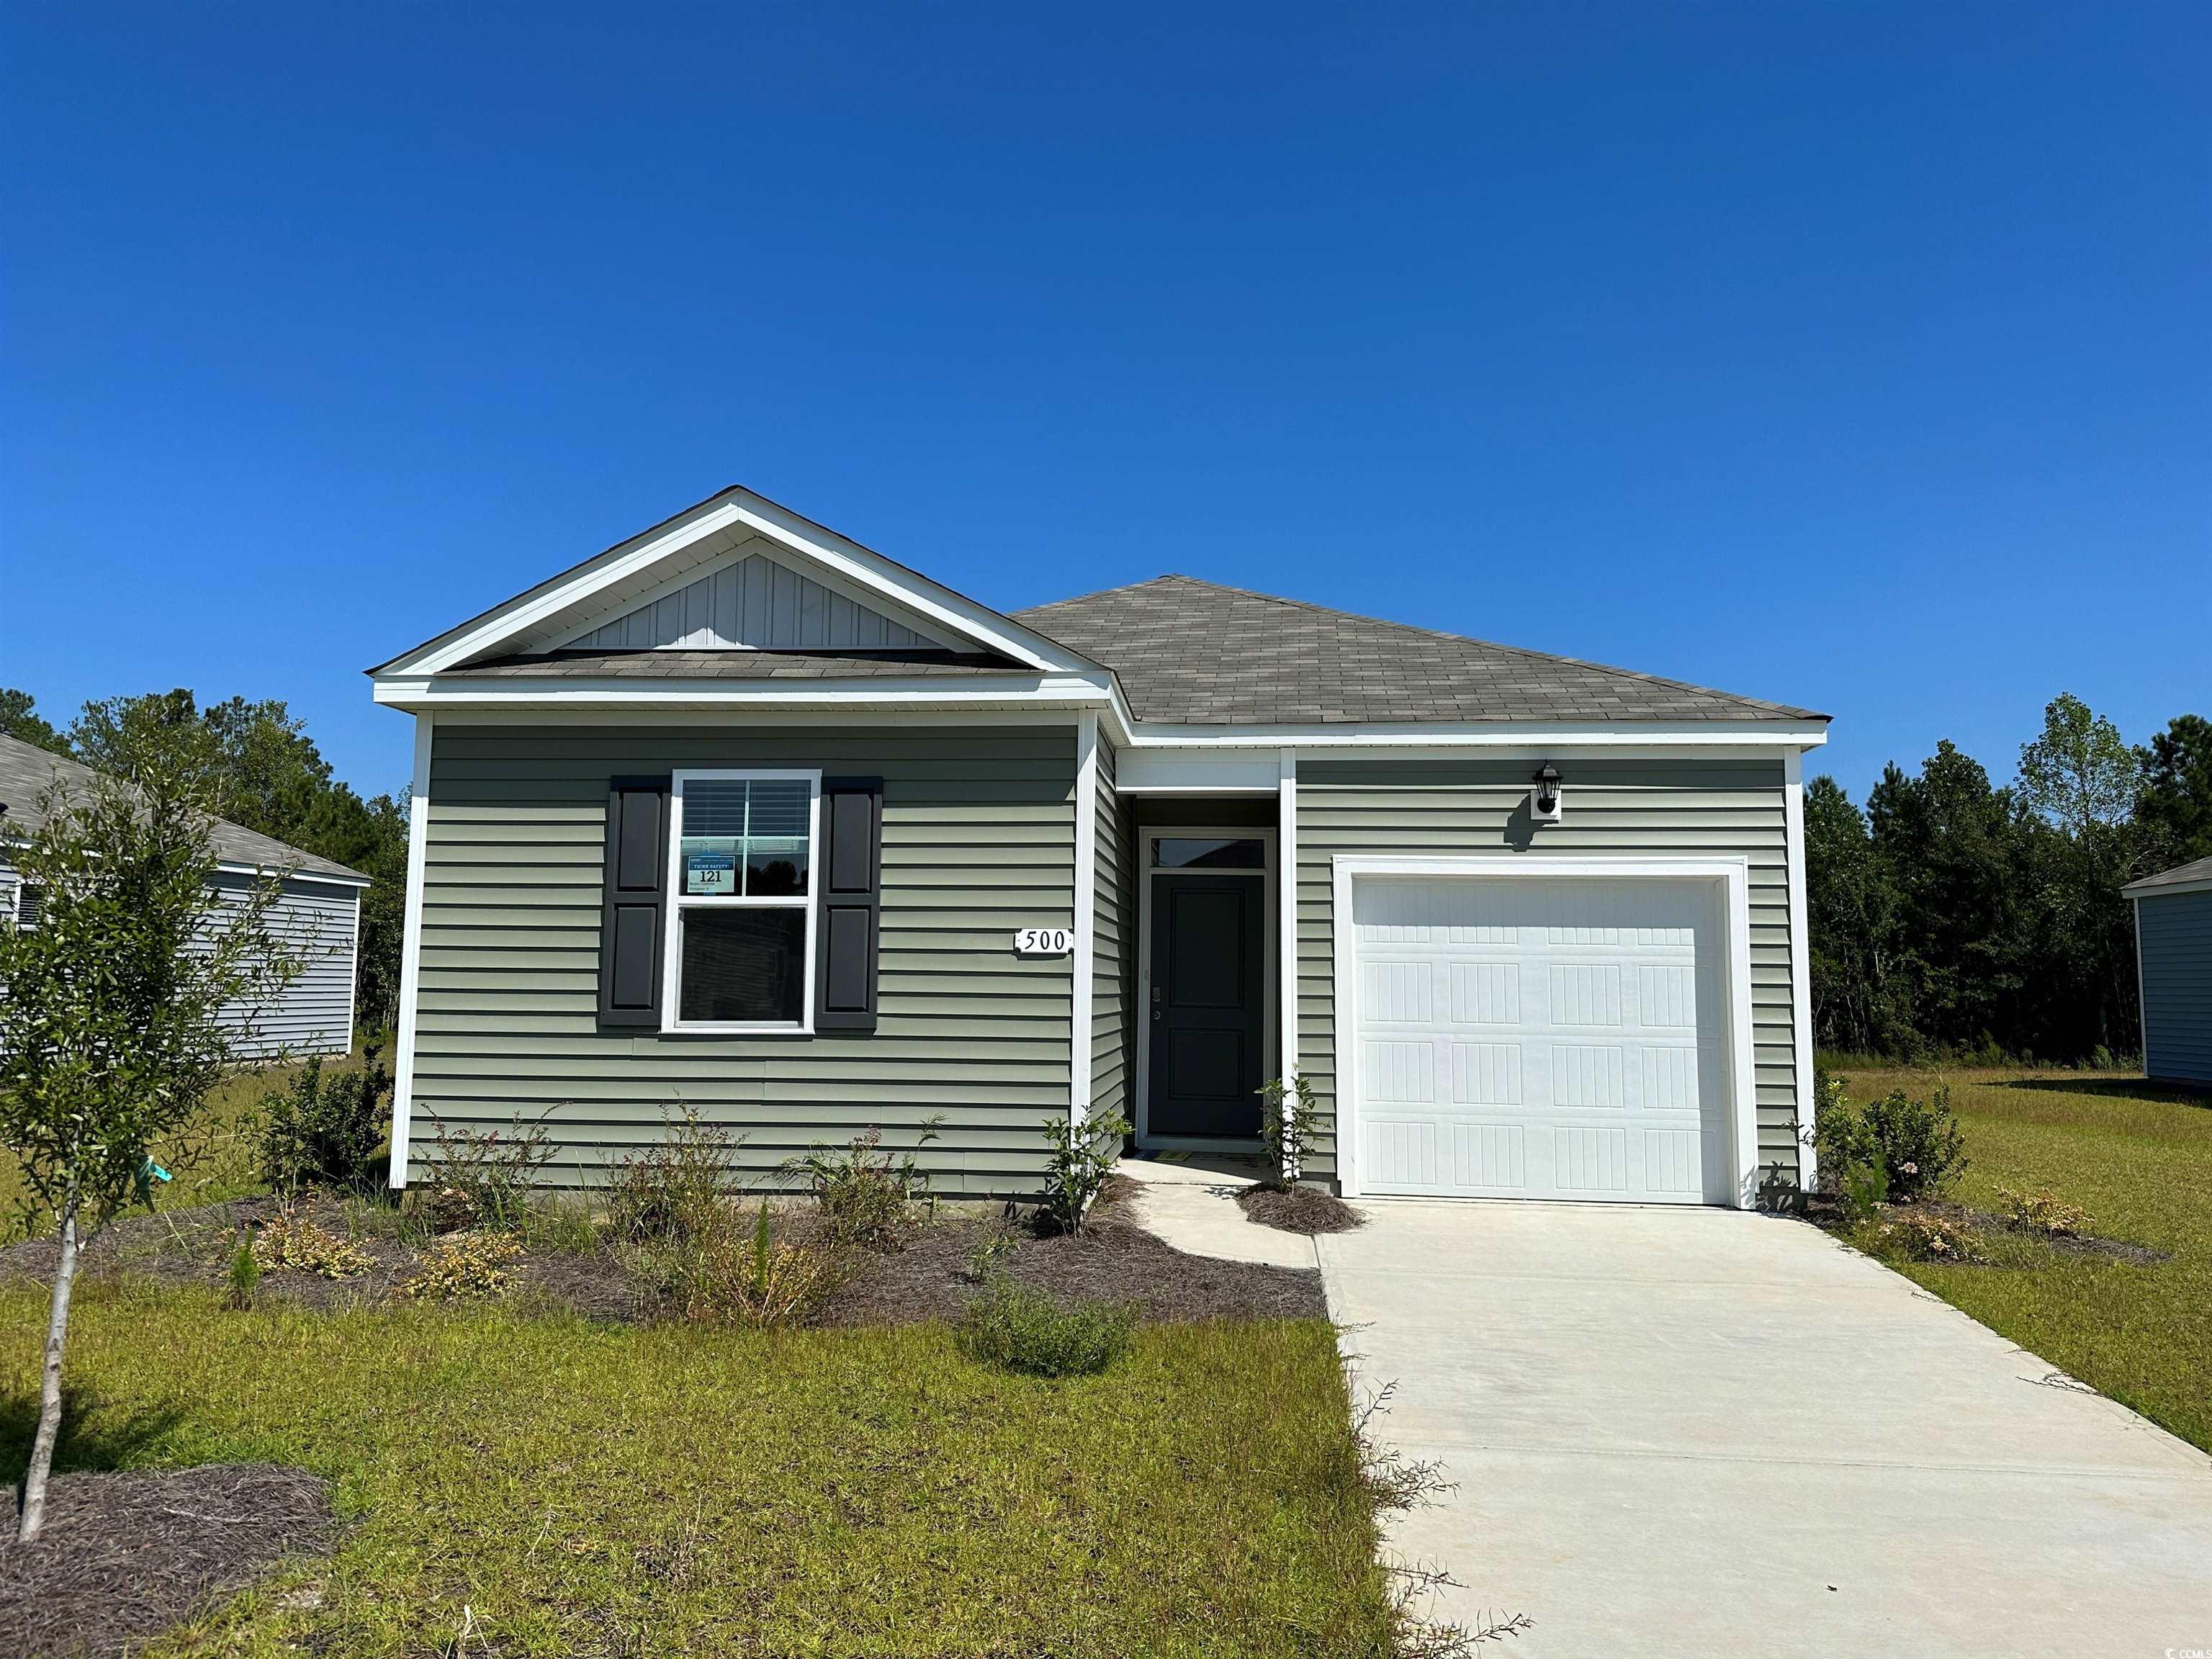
[597,775,670,1030]
[815,775,883,1033]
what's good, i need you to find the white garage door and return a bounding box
[1352,876,1730,1204]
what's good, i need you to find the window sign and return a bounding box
[683,848,737,894]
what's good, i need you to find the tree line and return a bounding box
[1807,695,2212,1064]
[1,686,409,1031]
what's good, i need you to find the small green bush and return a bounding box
[783,1120,939,1251]
[1038,1112,1130,1236]
[1879,1210,1987,1264]
[1812,1074,1966,1205]
[260,1048,392,1195]
[607,1108,743,1244]
[958,1274,1136,1377]
[1997,1186,2092,1237]
[416,1111,556,1233]
[1256,1074,1318,1189]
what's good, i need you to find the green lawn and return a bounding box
[1836,1064,2212,1452]
[1,1285,1393,1658]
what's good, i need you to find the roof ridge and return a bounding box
[1038,573,1804,713]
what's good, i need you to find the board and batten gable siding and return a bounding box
[1090,739,1128,1125]
[410,724,1077,1195]
[2138,889,2212,1085]
[1293,757,1804,1181]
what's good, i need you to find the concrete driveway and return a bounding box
[1318,1201,2212,1656]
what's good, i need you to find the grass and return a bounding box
[0,1286,1393,1658]
[0,1045,377,1242]
[1833,1064,2212,1452]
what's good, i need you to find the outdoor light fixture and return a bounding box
[1529,763,1564,823]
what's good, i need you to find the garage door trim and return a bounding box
[1329,855,1759,1208]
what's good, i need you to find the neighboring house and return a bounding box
[0,733,369,1058]
[2123,855,2212,1087]
[371,485,1830,1204]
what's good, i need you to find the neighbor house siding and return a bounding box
[1292,757,1803,1182]
[409,722,1077,1195]
[2138,889,2212,1085]
[1091,739,1128,1125]
[217,873,361,1058]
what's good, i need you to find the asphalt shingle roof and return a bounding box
[2123,855,2212,895]
[1012,576,1826,726]
[0,734,369,884]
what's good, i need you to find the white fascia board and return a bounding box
[1118,721,1830,750]
[388,714,434,1189]
[215,860,373,890]
[2122,876,2212,900]
[370,672,1115,710]
[1071,713,1099,1126]
[382,487,1102,678]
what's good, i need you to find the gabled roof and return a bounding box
[0,734,370,885]
[1013,575,1827,726]
[2124,855,2212,899]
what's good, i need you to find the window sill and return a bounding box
[659,1022,816,1038]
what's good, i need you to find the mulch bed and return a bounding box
[1800,1192,2170,1266]
[0,1463,334,1659]
[1234,1185,1364,1236]
[0,1185,1327,1328]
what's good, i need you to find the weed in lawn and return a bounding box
[225,1239,258,1310]
[630,1202,845,1328]
[783,1120,940,1251]
[397,1232,524,1301]
[1995,1187,2092,1237]
[958,1273,1136,1377]
[251,1211,374,1280]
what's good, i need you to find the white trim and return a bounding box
[661,769,822,1036]
[1133,827,1277,1151]
[343,886,361,1058]
[1111,719,1830,751]
[2132,894,2150,1077]
[536,534,971,655]
[1071,714,1100,1126]
[1782,750,1817,1190]
[1328,855,1761,1210]
[387,714,433,1189]
[382,487,1099,678]
[2123,875,2212,900]
[371,673,1110,711]
[215,861,373,890]
[1279,750,1299,1090]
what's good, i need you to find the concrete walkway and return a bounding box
[1123,1172,2212,1657]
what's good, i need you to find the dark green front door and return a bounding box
[1147,872,1265,1138]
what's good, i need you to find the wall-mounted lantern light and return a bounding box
[1529,763,1564,824]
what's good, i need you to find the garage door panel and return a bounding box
[1352,875,1731,1205]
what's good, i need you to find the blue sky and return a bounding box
[4,4,2205,801]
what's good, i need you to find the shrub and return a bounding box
[1879,1210,1987,1264]
[1812,1074,1966,1205]
[1256,1074,1318,1188]
[1038,1111,1130,1236]
[226,1238,260,1309]
[958,1274,1136,1377]
[397,1231,524,1300]
[416,1112,557,1233]
[1997,1187,2092,1237]
[606,1109,743,1244]
[783,1120,940,1251]
[963,1218,1020,1284]
[251,1211,375,1280]
[631,1202,845,1328]
[260,1048,392,1195]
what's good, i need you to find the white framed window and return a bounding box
[662,769,822,1034]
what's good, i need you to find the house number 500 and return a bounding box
[1012,927,1076,956]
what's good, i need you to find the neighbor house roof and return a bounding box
[0,734,370,885]
[1012,575,1828,726]
[2123,855,2212,899]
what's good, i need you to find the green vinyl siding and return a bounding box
[410,722,1076,1196]
[1090,739,1129,1124]
[1293,757,1804,1182]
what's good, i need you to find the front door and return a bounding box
[1146,867,1267,1138]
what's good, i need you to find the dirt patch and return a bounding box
[1799,1194,2170,1267]
[0,1462,334,1659]
[1235,1185,1364,1236]
[820,1213,1326,1326]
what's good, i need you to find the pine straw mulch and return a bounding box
[0,1463,334,1659]
[0,1182,1327,1328]
[1233,1185,1366,1236]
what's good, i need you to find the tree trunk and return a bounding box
[18,1197,79,1543]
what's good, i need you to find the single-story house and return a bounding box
[2123,855,2212,1087]
[0,732,369,1058]
[371,485,1830,1205]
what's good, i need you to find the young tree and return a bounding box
[0,752,294,1542]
